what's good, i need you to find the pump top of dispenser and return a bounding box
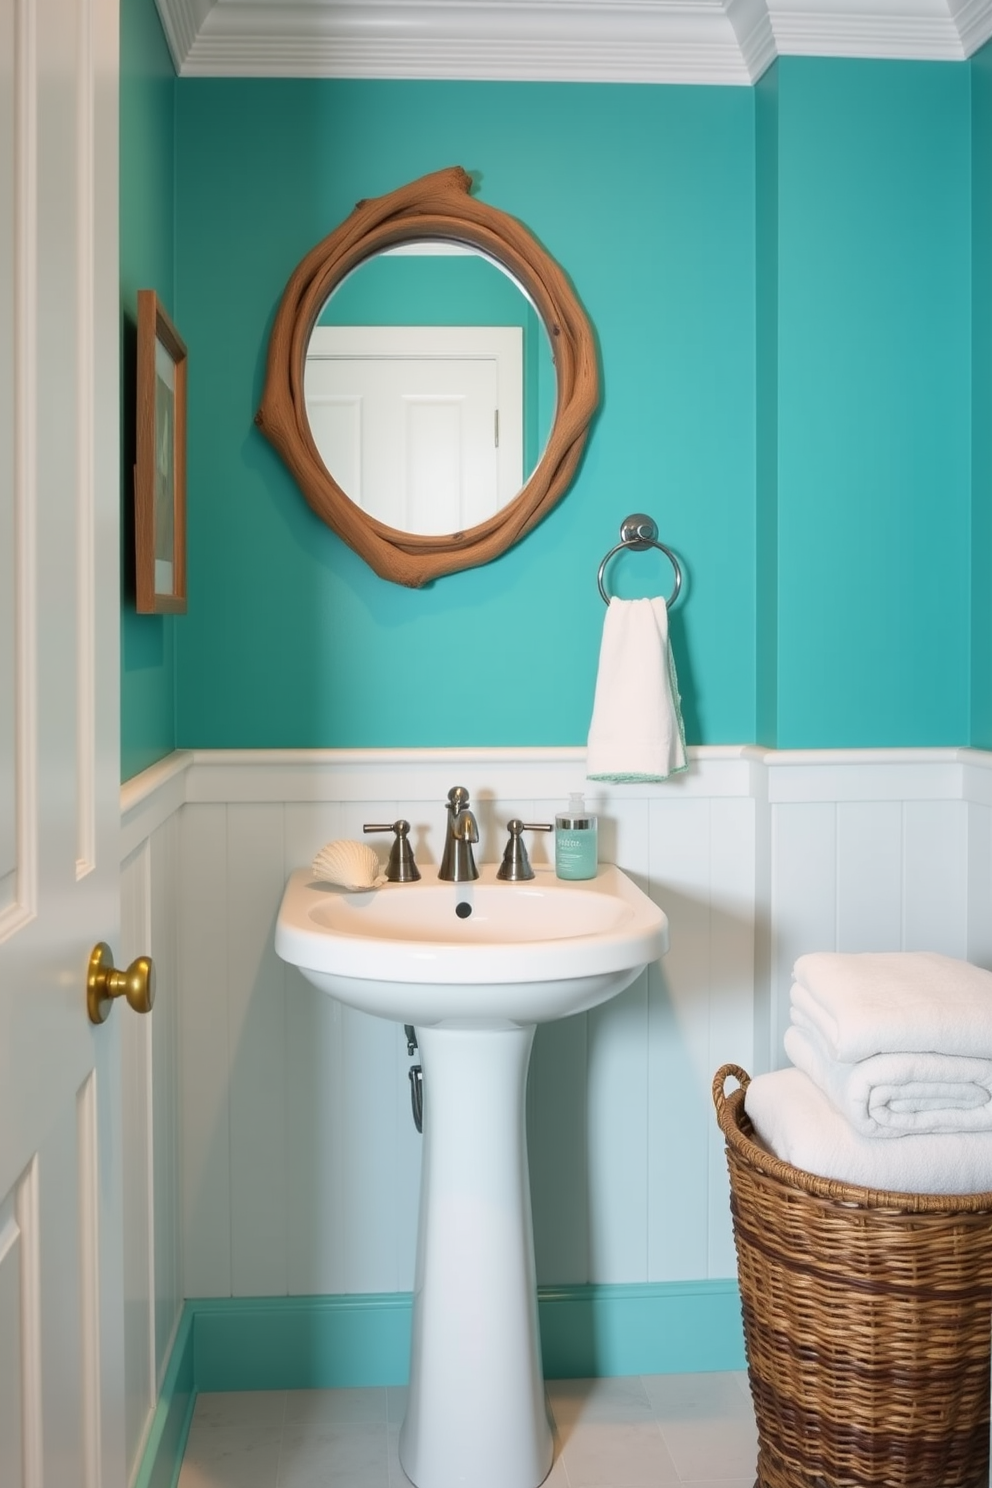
[558,793,595,830]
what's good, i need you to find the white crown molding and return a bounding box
[950,0,992,53]
[766,0,968,60]
[154,0,214,72]
[154,0,992,83]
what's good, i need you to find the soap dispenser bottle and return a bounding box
[555,792,598,880]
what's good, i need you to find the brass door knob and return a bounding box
[87,942,155,1025]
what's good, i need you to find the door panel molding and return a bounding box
[0,1190,24,1486]
[0,0,39,941]
[78,1072,102,1488]
[15,1158,42,1488]
[74,0,97,882]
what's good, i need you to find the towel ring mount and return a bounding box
[597,514,682,607]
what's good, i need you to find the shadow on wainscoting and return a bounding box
[528,877,755,1373]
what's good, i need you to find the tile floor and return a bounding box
[176,1370,758,1487]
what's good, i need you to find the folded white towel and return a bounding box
[744,1066,992,1194]
[792,951,992,1061]
[586,597,687,783]
[783,1022,992,1137]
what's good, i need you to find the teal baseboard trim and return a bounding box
[191,1291,415,1391]
[537,1280,746,1378]
[132,1305,196,1488]
[134,1281,744,1486]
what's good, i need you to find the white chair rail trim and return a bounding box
[119,745,992,854]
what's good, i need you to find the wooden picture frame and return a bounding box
[135,289,187,613]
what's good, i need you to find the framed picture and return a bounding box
[135,289,187,613]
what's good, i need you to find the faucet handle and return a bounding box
[364,819,421,883]
[496,819,553,882]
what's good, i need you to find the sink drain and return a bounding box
[455,901,472,919]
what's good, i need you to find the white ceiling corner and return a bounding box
[154,0,992,85]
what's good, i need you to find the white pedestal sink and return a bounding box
[275,863,668,1488]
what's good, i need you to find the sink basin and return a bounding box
[275,858,669,1488]
[275,861,668,1027]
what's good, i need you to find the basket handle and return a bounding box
[712,1063,751,1120]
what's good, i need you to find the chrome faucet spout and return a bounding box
[438,786,480,882]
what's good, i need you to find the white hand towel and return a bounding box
[744,1066,992,1194]
[784,1023,992,1137]
[586,597,687,783]
[791,951,992,1061]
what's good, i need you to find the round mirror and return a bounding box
[305,242,556,536]
[255,167,599,588]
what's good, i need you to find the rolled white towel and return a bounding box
[784,1023,992,1138]
[745,1066,992,1194]
[792,951,992,1062]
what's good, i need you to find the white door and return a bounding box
[305,325,524,534]
[0,1,127,1484]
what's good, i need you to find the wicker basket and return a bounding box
[713,1063,992,1488]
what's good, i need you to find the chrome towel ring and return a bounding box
[597,514,682,607]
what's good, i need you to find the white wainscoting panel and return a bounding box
[768,802,838,1071]
[902,801,969,956]
[227,804,289,1297]
[149,813,182,1385]
[967,802,992,968]
[283,799,423,1295]
[174,749,763,1296]
[763,751,992,1069]
[120,843,154,1472]
[178,803,231,1298]
[118,808,184,1483]
[121,746,992,1310]
[0,1187,25,1486]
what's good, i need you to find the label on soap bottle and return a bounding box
[555,820,598,880]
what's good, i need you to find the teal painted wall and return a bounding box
[116,57,989,767]
[173,81,756,748]
[755,63,779,747]
[119,0,178,780]
[775,60,972,746]
[974,41,992,748]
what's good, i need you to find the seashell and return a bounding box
[311,839,384,891]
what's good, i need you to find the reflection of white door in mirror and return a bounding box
[305,325,523,536]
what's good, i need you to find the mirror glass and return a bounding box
[304,242,556,537]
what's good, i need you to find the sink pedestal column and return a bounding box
[398,1023,553,1488]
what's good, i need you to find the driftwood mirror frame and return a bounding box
[254,167,599,588]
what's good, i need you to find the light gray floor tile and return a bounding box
[541,1448,572,1485]
[176,1372,761,1488]
[284,1386,387,1426]
[184,1417,285,1456]
[192,1390,288,1428]
[278,1421,389,1487]
[386,1424,413,1486]
[556,1419,680,1487]
[641,1371,755,1423]
[386,1386,408,1426]
[177,1428,282,1488]
[658,1416,759,1483]
[682,1481,756,1488]
[547,1375,655,1428]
